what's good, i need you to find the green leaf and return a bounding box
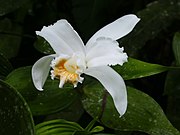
[0,79,35,135]
[45,98,84,122]
[0,52,13,77]
[90,126,104,133]
[172,32,180,65]
[121,0,179,57]
[85,118,98,132]
[114,58,168,80]
[0,0,28,16]
[0,18,22,58]
[34,36,54,54]
[82,80,180,135]
[35,119,84,135]
[164,32,180,130]
[5,66,79,116]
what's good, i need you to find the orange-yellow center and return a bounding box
[51,58,81,87]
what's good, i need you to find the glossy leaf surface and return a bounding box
[0,80,35,135]
[82,79,180,135]
[5,66,79,116]
[164,32,180,130]
[114,58,168,80]
[35,119,84,135]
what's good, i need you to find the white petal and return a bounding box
[36,26,73,55]
[32,55,55,91]
[84,66,127,116]
[86,37,128,67]
[36,19,85,56]
[86,14,140,48]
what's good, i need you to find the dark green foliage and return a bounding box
[82,79,179,135]
[0,80,35,135]
[5,66,79,116]
[0,0,180,134]
[121,0,180,57]
[165,32,180,130]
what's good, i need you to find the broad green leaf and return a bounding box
[0,79,35,135]
[164,32,180,130]
[82,79,180,135]
[114,58,168,80]
[0,18,22,58]
[121,0,179,57]
[5,66,79,116]
[45,98,84,122]
[0,0,28,16]
[0,52,13,76]
[173,32,180,65]
[34,37,54,54]
[35,119,84,135]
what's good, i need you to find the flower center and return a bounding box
[50,56,84,88]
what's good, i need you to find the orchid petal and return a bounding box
[36,20,85,56]
[86,14,140,48]
[84,66,127,116]
[32,55,55,91]
[86,37,128,67]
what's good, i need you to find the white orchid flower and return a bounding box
[32,14,140,116]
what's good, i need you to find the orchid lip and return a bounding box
[50,55,84,88]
